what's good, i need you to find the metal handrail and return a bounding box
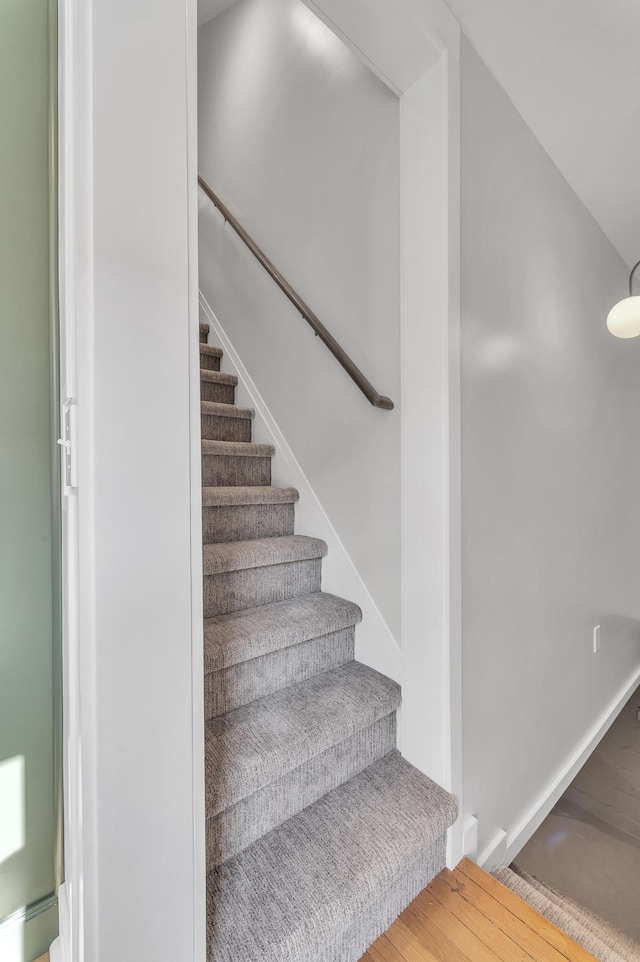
[198,175,394,411]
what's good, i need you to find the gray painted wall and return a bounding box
[198,0,402,636]
[0,1,58,957]
[460,37,640,857]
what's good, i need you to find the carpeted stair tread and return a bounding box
[202,485,299,508]
[206,749,458,962]
[204,625,355,718]
[204,662,400,815]
[200,368,238,405]
[202,494,296,544]
[498,866,640,962]
[207,715,395,868]
[200,369,238,387]
[201,400,254,419]
[200,343,223,359]
[204,591,361,672]
[201,438,274,458]
[203,535,327,575]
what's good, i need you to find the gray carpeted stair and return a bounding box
[202,485,298,543]
[201,369,238,404]
[201,400,254,442]
[496,866,640,962]
[207,750,456,962]
[205,661,400,815]
[207,715,396,868]
[204,591,360,716]
[202,438,274,486]
[200,342,223,370]
[198,320,457,962]
[203,535,327,616]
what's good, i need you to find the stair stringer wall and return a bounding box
[199,291,402,690]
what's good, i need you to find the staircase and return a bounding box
[496,866,640,962]
[198,322,457,962]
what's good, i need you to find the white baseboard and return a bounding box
[504,663,640,864]
[50,937,63,962]
[477,828,507,872]
[50,882,69,962]
[462,814,478,861]
[199,293,402,685]
[446,812,465,869]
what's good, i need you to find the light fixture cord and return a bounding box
[629,259,640,296]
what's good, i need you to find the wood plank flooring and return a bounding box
[360,859,597,962]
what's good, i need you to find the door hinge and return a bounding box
[57,399,78,490]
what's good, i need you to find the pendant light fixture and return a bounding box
[607,259,640,338]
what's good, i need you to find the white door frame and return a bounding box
[53,1,203,960]
[51,1,95,958]
[304,0,464,865]
[54,0,463,958]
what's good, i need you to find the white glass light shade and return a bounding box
[607,295,640,338]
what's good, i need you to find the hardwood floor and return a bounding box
[361,859,597,962]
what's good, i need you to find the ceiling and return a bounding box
[443,0,640,267]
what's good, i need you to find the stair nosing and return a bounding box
[201,439,274,458]
[201,401,254,420]
[200,343,223,357]
[203,591,362,673]
[200,369,238,386]
[202,485,298,508]
[203,535,327,576]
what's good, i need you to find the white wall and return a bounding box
[442,0,640,268]
[198,0,402,637]
[66,1,203,959]
[460,37,640,860]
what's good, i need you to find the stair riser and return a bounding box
[200,330,208,344]
[201,413,252,443]
[203,559,322,617]
[316,838,447,962]
[200,354,221,372]
[202,455,271,487]
[206,714,396,869]
[204,626,355,718]
[201,380,236,405]
[202,503,295,544]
